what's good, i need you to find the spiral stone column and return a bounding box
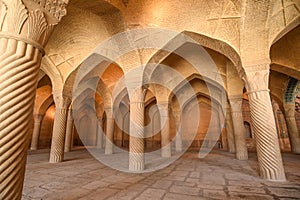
[283,103,300,153]
[30,114,44,150]
[129,87,146,171]
[49,93,71,163]
[226,103,236,153]
[229,97,248,160]
[105,108,114,154]
[0,1,68,199]
[218,107,227,150]
[243,61,286,181]
[96,117,103,149]
[64,108,73,152]
[159,102,171,157]
[173,110,182,152]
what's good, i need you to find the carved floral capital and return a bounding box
[0,0,68,52]
[242,60,271,94]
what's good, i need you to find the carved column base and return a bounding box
[162,145,171,157]
[129,153,145,171]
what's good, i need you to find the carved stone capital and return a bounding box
[157,101,170,118]
[129,87,147,104]
[33,114,43,123]
[52,91,71,109]
[0,0,68,52]
[228,97,243,113]
[283,103,295,118]
[242,60,270,94]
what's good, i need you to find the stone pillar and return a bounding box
[173,110,182,152]
[158,102,171,157]
[30,114,44,150]
[283,103,300,153]
[229,97,248,160]
[105,108,114,154]
[129,87,146,171]
[0,1,68,199]
[64,108,73,152]
[218,107,227,150]
[96,117,103,149]
[226,103,236,153]
[243,61,286,181]
[49,93,71,163]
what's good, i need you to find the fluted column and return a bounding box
[0,1,68,199]
[283,103,300,153]
[105,108,114,154]
[30,114,44,150]
[229,97,248,160]
[158,102,171,157]
[64,108,73,152]
[173,110,182,152]
[226,103,236,153]
[243,61,285,181]
[96,117,103,149]
[129,87,146,171]
[49,93,71,163]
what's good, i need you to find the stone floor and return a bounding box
[22,148,300,200]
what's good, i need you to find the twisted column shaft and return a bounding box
[173,111,182,152]
[105,109,114,154]
[159,102,171,157]
[64,109,73,152]
[283,103,300,153]
[49,94,70,163]
[0,38,42,200]
[226,104,236,153]
[0,1,68,198]
[229,97,248,160]
[218,107,227,150]
[30,114,44,150]
[243,62,285,181]
[96,117,103,149]
[129,88,146,171]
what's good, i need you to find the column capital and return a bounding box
[52,91,71,109]
[157,101,170,118]
[33,114,44,123]
[283,103,295,118]
[0,0,68,53]
[241,60,270,94]
[129,87,147,104]
[228,97,243,112]
[67,108,73,119]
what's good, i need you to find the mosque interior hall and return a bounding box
[0,0,300,199]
